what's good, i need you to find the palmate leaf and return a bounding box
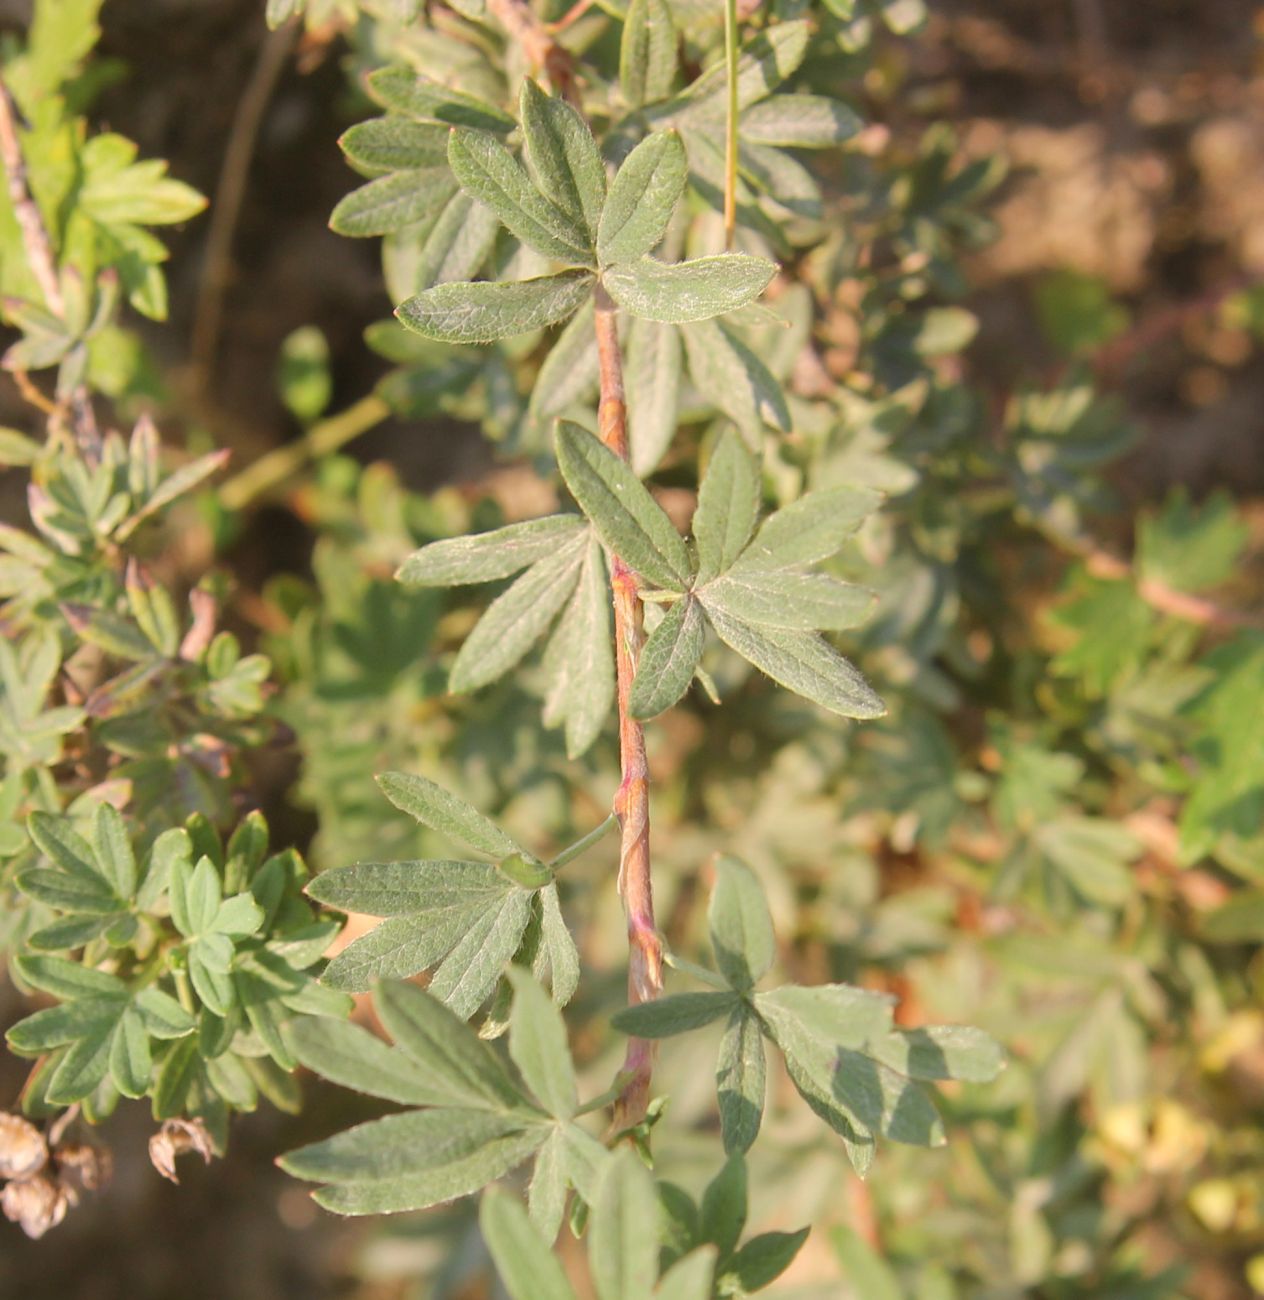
[702,570,876,632]
[717,1006,766,1155]
[397,515,586,587]
[330,168,457,237]
[481,1187,580,1300]
[338,118,450,175]
[627,596,704,720]
[590,1149,660,1300]
[740,94,864,148]
[692,429,760,586]
[507,968,577,1120]
[733,485,882,571]
[397,270,595,344]
[708,857,775,992]
[680,317,790,444]
[602,255,776,324]
[367,66,516,133]
[412,190,503,291]
[626,316,682,475]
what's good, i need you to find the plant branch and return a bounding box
[190,19,298,391]
[594,284,663,1131]
[0,78,63,315]
[722,0,740,248]
[484,0,578,102]
[217,392,390,511]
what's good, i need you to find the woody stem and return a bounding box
[594,284,663,1131]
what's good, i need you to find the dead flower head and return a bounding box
[0,1113,48,1182]
[1,1173,71,1240]
[148,1117,215,1184]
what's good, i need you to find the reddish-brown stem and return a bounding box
[483,0,579,104]
[595,286,663,1130]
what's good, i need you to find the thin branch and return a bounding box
[217,392,390,512]
[484,0,578,102]
[190,20,298,390]
[0,79,63,315]
[547,0,597,33]
[722,0,740,249]
[595,284,663,1131]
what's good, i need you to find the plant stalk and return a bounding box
[594,284,663,1130]
[722,0,740,249]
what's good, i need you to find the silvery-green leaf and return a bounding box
[321,910,487,992]
[375,979,527,1110]
[528,300,599,429]
[307,858,508,916]
[740,95,863,147]
[414,190,502,289]
[692,429,760,585]
[733,485,882,571]
[448,129,593,265]
[627,317,682,475]
[610,990,737,1037]
[627,596,704,720]
[367,66,516,133]
[717,1006,766,1155]
[680,317,789,443]
[280,1108,545,1215]
[108,1006,151,1098]
[708,857,775,991]
[377,770,523,859]
[598,132,687,266]
[428,887,536,1018]
[835,1047,944,1146]
[703,604,885,719]
[702,571,877,631]
[619,0,677,109]
[481,1186,581,1300]
[537,884,580,1006]
[338,117,450,174]
[398,515,586,587]
[397,270,594,343]
[287,1015,460,1106]
[555,421,691,592]
[450,534,587,692]
[655,1249,717,1300]
[740,143,821,221]
[868,1025,1005,1084]
[528,1127,568,1243]
[726,1229,809,1294]
[507,969,577,1120]
[656,21,810,124]
[520,79,605,244]
[590,1149,659,1300]
[329,169,457,238]
[603,255,775,324]
[541,535,615,758]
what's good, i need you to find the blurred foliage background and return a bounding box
[1,0,1263,1297]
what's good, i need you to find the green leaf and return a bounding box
[280,1108,545,1215]
[755,984,894,1053]
[590,1148,659,1300]
[14,955,126,1001]
[660,21,810,123]
[835,1047,944,1146]
[428,887,536,1017]
[538,885,580,1006]
[92,804,137,900]
[450,535,588,692]
[699,1154,746,1259]
[868,1026,1005,1083]
[377,771,523,859]
[598,132,687,266]
[555,422,691,592]
[481,1186,580,1300]
[374,980,527,1111]
[628,597,705,720]
[338,118,450,174]
[413,190,503,290]
[542,534,616,758]
[321,909,492,991]
[133,988,196,1039]
[7,1000,122,1053]
[708,857,775,991]
[702,571,876,632]
[693,430,760,585]
[520,79,605,244]
[704,604,885,719]
[602,256,775,324]
[448,129,593,265]
[627,318,682,475]
[620,0,677,109]
[830,1224,903,1300]
[47,1018,115,1104]
[724,1229,809,1293]
[733,486,881,571]
[108,1005,151,1098]
[27,812,101,882]
[654,1248,716,1300]
[286,1015,466,1106]
[528,1127,569,1243]
[716,1006,766,1155]
[740,95,863,147]
[308,859,509,916]
[507,969,577,1120]
[213,892,265,937]
[1137,488,1248,594]
[329,168,457,238]
[611,991,737,1037]
[367,67,516,133]
[680,318,790,443]
[398,515,586,587]
[1035,816,1140,907]
[397,270,594,343]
